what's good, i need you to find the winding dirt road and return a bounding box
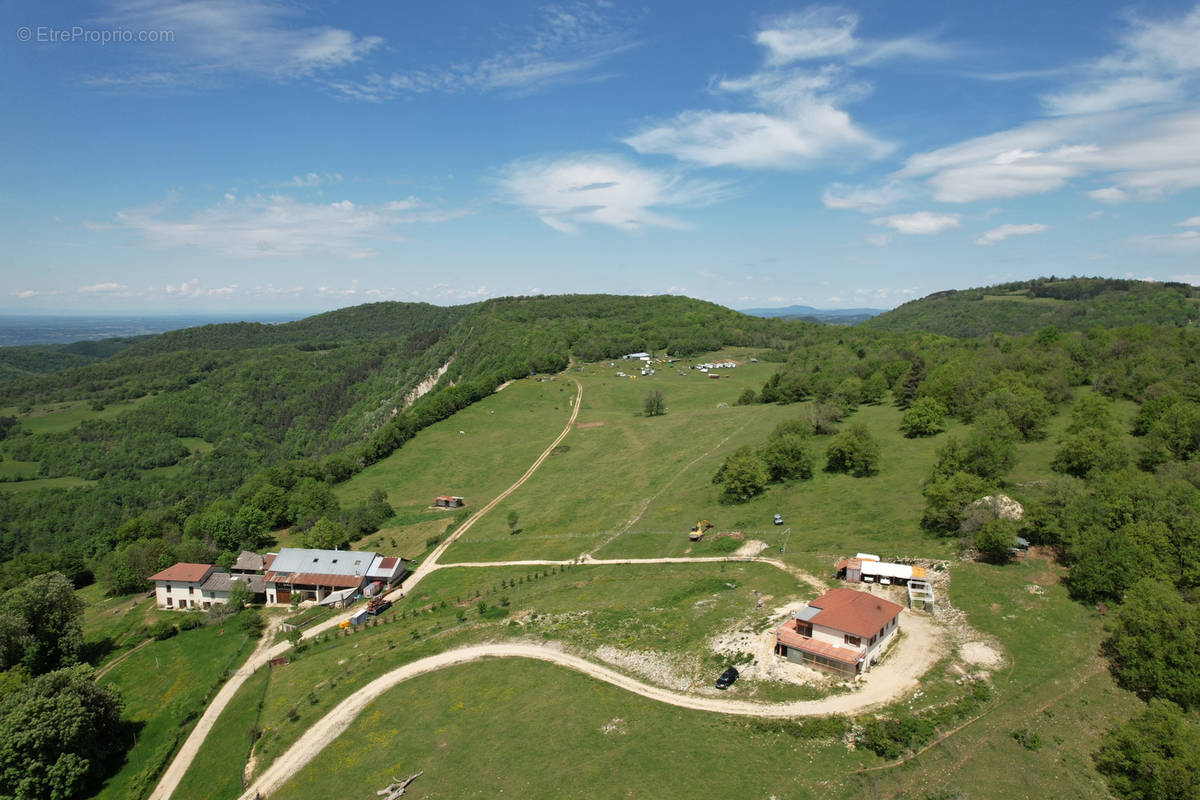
[156,373,943,800]
[149,378,582,800]
[240,613,942,800]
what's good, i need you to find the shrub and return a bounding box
[149,620,177,641]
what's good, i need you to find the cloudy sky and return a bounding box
[3,0,1200,313]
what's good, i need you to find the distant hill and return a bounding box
[740,305,883,324]
[862,277,1200,337]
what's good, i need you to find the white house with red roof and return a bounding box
[148,563,220,610]
[775,588,904,680]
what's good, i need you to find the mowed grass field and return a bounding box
[274,657,876,800]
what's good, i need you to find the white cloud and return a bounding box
[79,282,123,294]
[871,211,960,235]
[1177,216,1200,227]
[325,3,636,101]
[112,192,459,259]
[823,181,909,211]
[901,110,1200,203]
[91,0,381,86]
[498,154,726,233]
[12,290,40,298]
[756,7,955,67]
[1087,186,1129,203]
[1041,76,1181,116]
[900,7,1200,204]
[974,223,1049,246]
[284,172,343,188]
[1139,229,1200,251]
[622,9,937,169]
[866,233,892,247]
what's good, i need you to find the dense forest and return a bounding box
[0,294,803,588]
[863,277,1200,337]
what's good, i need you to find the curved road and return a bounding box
[149,378,583,800]
[240,614,941,800]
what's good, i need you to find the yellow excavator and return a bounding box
[689,520,714,541]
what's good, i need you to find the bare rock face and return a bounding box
[971,494,1024,522]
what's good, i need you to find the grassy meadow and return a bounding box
[98,350,1154,800]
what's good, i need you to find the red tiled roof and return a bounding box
[777,621,861,664]
[263,554,276,570]
[263,571,363,589]
[808,588,903,639]
[148,563,214,583]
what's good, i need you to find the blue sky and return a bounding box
[3,0,1200,313]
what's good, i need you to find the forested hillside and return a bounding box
[863,277,1200,337]
[0,295,805,589]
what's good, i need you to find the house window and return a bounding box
[844,634,861,647]
[796,621,813,637]
[165,584,171,592]
[165,597,173,608]
[189,586,194,595]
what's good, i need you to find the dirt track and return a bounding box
[148,379,583,800]
[241,613,942,799]
[435,554,827,592]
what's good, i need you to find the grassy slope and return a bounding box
[275,657,872,800]
[138,352,1150,800]
[857,557,1139,800]
[0,395,151,435]
[94,624,254,800]
[442,351,959,570]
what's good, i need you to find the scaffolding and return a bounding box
[908,578,935,612]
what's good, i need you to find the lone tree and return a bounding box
[506,510,520,535]
[643,390,665,417]
[900,397,947,438]
[824,423,880,477]
[715,446,769,504]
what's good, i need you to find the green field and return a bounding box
[335,377,572,510]
[1,395,151,435]
[94,621,255,800]
[82,351,1164,800]
[436,354,961,567]
[249,555,1129,800]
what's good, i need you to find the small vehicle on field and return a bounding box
[715,666,739,690]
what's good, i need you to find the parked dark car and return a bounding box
[773,514,783,525]
[715,666,739,690]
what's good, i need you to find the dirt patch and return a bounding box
[601,718,627,735]
[713,531,745,541]
[959,641,1002,667]
[593,645,696,692]
[576,421,605,429]
[733,539,769,557]
[1025,583,1046,595]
